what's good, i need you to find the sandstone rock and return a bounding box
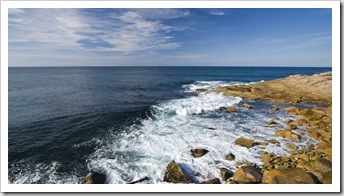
[220,168,234,181]
[267,120,278,125]
[288,124,297,130]
[255,141,268,146]
[201,178,221,184]
[225,153,236,161]
[82,172,107,184]
[285,107,299,115]
[299,109,315,119]
[321,170,332,184]
[272,105,282,111]
[227,106,238,112]
[163,161,192,183]
[294,118,308,126]
[234,138,255,148]
[262,168,317,184]
[285,119,294,124]
[242,103,253,109]
[268,139,280,145]
[190,148,209,158]
[233,166,262,184]
[314,158,332,174]
[195,88,207,93]
[275,130,301,142]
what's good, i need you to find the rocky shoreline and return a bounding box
[83,72,332,184]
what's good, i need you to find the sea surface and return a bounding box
[8,66,331,184]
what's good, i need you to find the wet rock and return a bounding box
[225,153,236,161]
[220,168,234,181]
[82,172,107,184]
[219,106,227,111]
[190,148,209,158]
[272,105,282,111]
[242,103,253,109]
[268,139,280,145]
[233,166,262,184]
[285,107,299,115]
[227,106,238,112]
[288,124,297,130]
[234,138,255,148]
[275,130,301,142]
[195,88,207,93]
[163,161,192,183]
[262,168,317,184]
[285,119,294,124]
[267,120,278,125]
[201,178,221,184]
[255,141,268,146]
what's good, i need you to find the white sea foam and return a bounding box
[86,80,317,184]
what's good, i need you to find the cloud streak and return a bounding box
[9,8,186,54]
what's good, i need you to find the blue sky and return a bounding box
[8,8,332,67]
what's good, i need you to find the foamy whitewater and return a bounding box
[85,81,317,184]
[11,80,318,184]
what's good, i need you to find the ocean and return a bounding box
[8,66,331,184]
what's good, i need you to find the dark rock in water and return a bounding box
[220,168,233,181]
[127,176,149,184]
[272,105,282,111]
[262,168,316,184]
[82,172,107,184]
[208,127,216,130]
[267,120,278,125]
[225,153,236,161]
[255,141,268,146]
[201,178,221,184]
[190,148,209,158]
[242,103,253,109]
[196,88,207,93]
[219,106,227,111]
[163,161,192,183]
[234,138,255,148]
[227,106,238,112]
[233,166,262,184]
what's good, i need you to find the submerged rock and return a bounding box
[242,103,253,109]
[233,166,262,184]
[227,106,239,112]
[190,148,209,158]
[234,138,255,148]
[262,168,317,184]
[220,168,234,181]
[82,172,107,184]
[195,88,207,93]
[225,152,236,161]
[201,178,221,184]
[163,161,192,183]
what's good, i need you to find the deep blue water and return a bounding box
[8,66,331,183]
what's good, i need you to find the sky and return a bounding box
[8,8,332,67]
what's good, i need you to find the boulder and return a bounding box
[163,161,192,183]
[272,105,282,111]
[267,120,278,125]
[294,118,308,126]
[234,138,255,148]
[220,168,234,181]
[82,172,107,184]
[314,158,332,174]
[275,130,301,142]
[195,88,207,93]
[285,119,294,124]
[233,166,262,184]
[225,153,236,161]
[190,148,209,158]
[201,178,221,184]
[321,170,332,184]
[219,106,227,111]
[227,106,238,112]
[242,103,253,109]
[255,141,268,146]
[262,168,317,184]
[285,107,299,115]
[268,139,280,145]
[288,124,297,130]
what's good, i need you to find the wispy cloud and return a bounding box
[8,8,188,54]
[209,10,225,16]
